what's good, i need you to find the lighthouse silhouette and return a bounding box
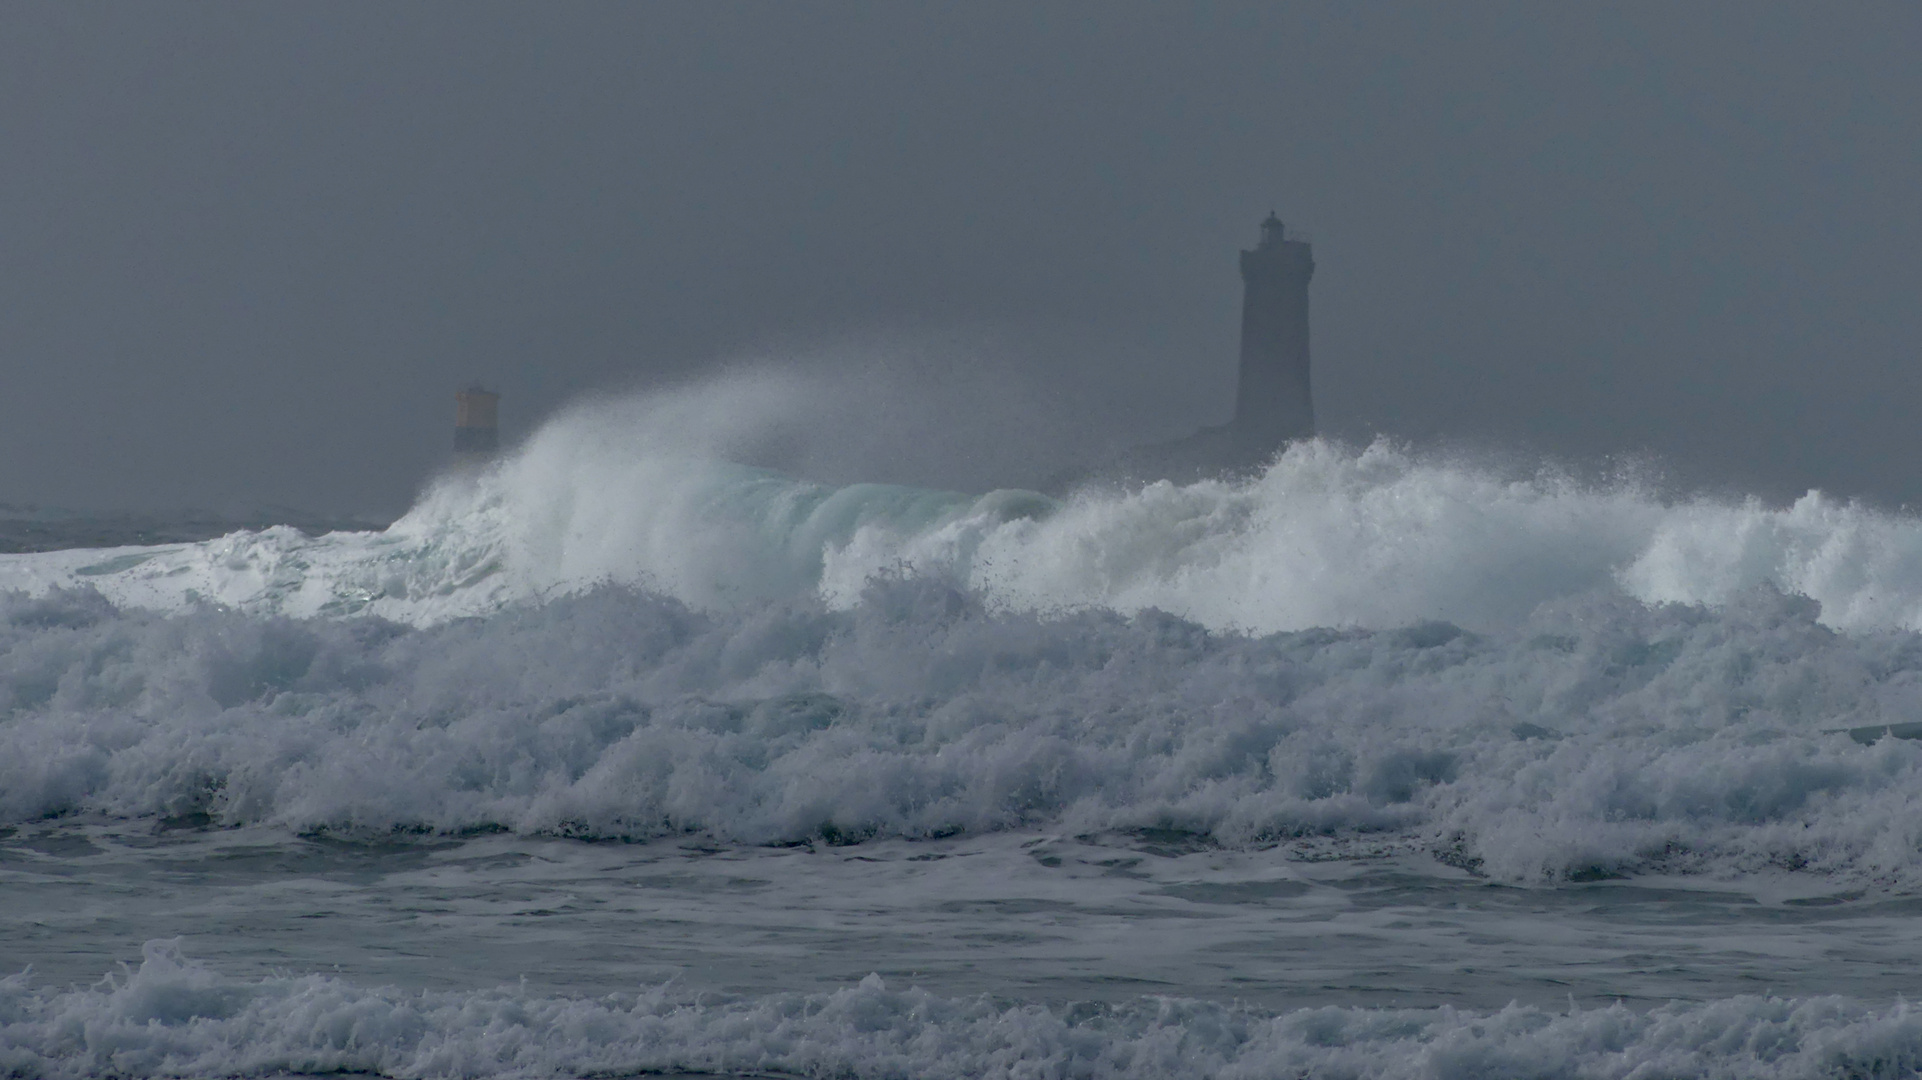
[1231,211,1315,462]
[1073,211,1319,489]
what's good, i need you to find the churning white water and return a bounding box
[9,378,1922,1079]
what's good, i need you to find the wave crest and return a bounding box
[9,377,1922,634]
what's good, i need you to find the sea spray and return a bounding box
[9,385,1922,882]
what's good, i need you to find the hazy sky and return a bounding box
[2,3,1917,514]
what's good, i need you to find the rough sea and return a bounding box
[10,385,1922,1079]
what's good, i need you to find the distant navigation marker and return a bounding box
[454,386,499,456]
[1231,211,1315,463]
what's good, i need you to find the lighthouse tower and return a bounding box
[1231,212,1315,463]
[454,386,499,457]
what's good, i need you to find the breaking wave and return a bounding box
[5,377,1922,634]
[4,572,1922,884]
[7,379,1922,883]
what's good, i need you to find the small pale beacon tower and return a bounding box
[1231,212,1315,463]
[454,386,499,456]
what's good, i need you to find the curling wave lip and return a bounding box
[4,413,1922,637]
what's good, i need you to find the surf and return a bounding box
[5,376,1922,638]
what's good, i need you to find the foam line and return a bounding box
[5,942,1922,1080]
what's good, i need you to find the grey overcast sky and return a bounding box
[1,3,1918,514]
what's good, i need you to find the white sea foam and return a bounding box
[6,380,1922,883]
[5,940,1922,1080]
[2,575,1922,884]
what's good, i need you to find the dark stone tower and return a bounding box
[1232,212,1315,463]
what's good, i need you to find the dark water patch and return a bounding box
[157,811,217,833]
[1841,721,1922,745]
[15,831,103,858]
[1567,865,1631,883]
[155,834,467,886]
[0,508,388,553]
[938,897,1082,915]
[1121,827,1220,858]
[1152,880,1314,904]
[74,551,165,576]
[1784,891,1866,907]
[627,873,773,894]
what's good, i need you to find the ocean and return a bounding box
[8,390,1922,1078]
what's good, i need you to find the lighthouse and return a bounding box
[454,386,499,457]
[1023,212,1325,491]
[1231,212,1315,463]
